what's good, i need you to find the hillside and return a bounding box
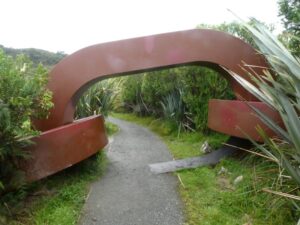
[0,45,67,67]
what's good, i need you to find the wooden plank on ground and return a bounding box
[149,148,236,174]
[149,137,252,174]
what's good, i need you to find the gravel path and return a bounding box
[79,117,184,225]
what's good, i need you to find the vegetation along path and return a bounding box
[79,117,184,225]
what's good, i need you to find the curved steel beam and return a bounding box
[34,29,268,131]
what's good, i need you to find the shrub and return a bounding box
[118,66,233,132]
[0,50,53,194]
[141,69,180,116]
[178,66,234,132]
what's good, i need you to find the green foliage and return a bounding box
[227,19,300,212]
[0,45,66,68]
[75,79,120,119]
[179,66,234,132]
[0,50,53,194]
[141,70,179,115]
[119,66,233,132]
[278,0,300,56]
[118,74,145,115]
[160,89,193,135]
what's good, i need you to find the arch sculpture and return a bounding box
[23,29,281,181]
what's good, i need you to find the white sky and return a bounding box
[0,0,283,54]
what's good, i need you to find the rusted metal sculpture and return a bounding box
[24,29,279,181]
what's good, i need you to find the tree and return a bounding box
[197,20,274,49]
[278,0,300,55]
[0,45,67,68]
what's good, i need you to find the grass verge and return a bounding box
[112,112,297,225]
[2,121,118,225]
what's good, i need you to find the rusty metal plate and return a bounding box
[24,115,108,181]
[208,99,282,141]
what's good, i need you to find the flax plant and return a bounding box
[75,79,120,119]
[226,20,300,187]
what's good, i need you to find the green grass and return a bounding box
[4,121,119,225]
[178,160,295,225]
[112,112,297,225]
[105,120,119,136]
[26,152,107,225]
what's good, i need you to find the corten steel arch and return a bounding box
[24,29,281,181]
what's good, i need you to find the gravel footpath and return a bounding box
[79,117,184,225]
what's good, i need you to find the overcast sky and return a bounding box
[0,0,282,54]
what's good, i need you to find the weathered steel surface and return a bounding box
[24,115,108,181]
[208,99,282,142]
[24,29,280,181]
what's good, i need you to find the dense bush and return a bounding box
[141,70,180,116]
[179,66,234,132]
[118,74,145,115]
[160,88,193,135]
[119,66,233,132]
[0,50,53,194]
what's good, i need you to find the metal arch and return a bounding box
[34,29,268,131]
[23,29,280,182]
